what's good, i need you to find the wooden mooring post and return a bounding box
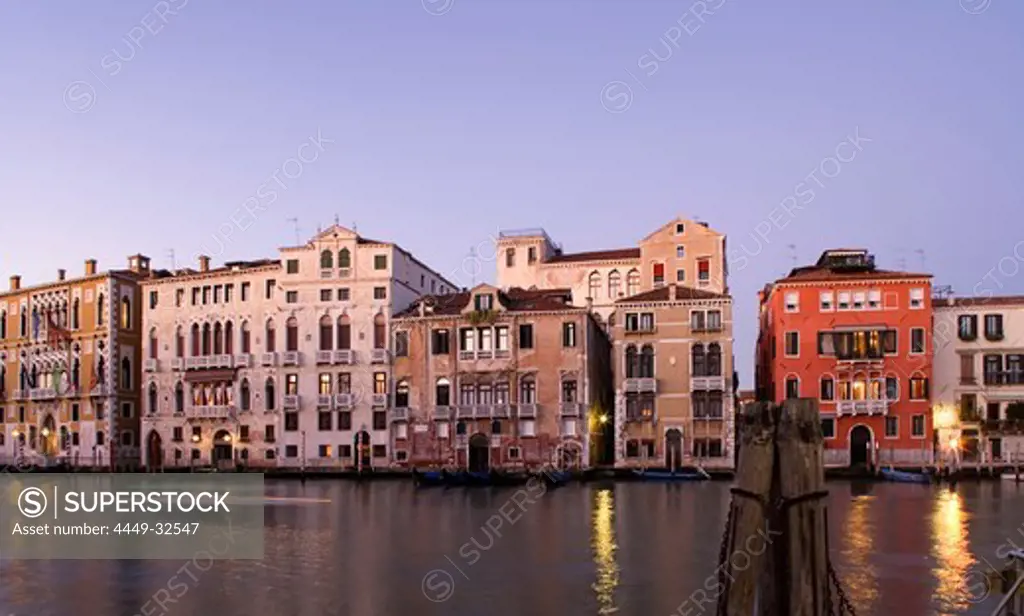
[719,399,835,616]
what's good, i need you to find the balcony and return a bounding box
[320,269,333,280]
[89,384,109,397]
[234,354,252,368]
[459,351,475,361]
[560,402,584,417]
[984,371,1024,386]
[261,353,278,367]
[433,406,453,420]
[282,351,301,366]
[11,390,26,401]
[371,349,391,364]
[624,324,656,335]
[624,378,657,394]
[334,393,354,408]
[338,268,351,279]
[494,349,511,359]
[836,400,890,416]
[170,357,185,371]
[390,408,409,422]
[372,393,388,407]
[283,395,300,410]
[692,375,726,391]
[517,403,537,418]
[214,355,234,368]
[185,405,235,420]
[457,405,475,419]
[144,359,159,372]
[316,350,334,365]
[30,388,56,401]
[492,404,511,418]
[186,357,209,370]
[334,349,354,364]
[317,394,333,409]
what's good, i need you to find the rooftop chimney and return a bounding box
[85,259,97,276]
[9,275,20,291]
[198,255,211,273]
[57,269,66,281]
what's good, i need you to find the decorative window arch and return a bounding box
[96,294,105,326]
[120,296,132,329]
[588,271,601,300]
[285,317,299,352]
[319,315,333,351]
[121,357,132,390]
[240,379,251,411]
[148,382,158,414]
[265,319,276,353]
[625,344,638,378]
[71,300,79,330]
[213,322,224,355]
[608,270,621,299]
[435,377,451,406]
[175,326,185,358]
[224,321,234,355]
[640,344,655,378]
[395,381,410,408]
[519,375,536,404]
[240,321,251,353]
[373,314,386,349]
[338,248,351,269]
[706,343,722,377]
[692,343,706,377]
[202,323,212,356]
[0,309,6,339]
[265,378,276,411]
[320,249,333,269]
[491,419,502,435]
[626,269,640,297]
[337,315,351,350]
[175,382,185,413]
[149,328,159,360]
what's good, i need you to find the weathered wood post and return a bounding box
[720,399,830,616]
[720,402,775,616]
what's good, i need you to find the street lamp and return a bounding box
[222,434,232,443]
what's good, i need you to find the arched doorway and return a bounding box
[354,431,371,469]
[212,429,233,467]
[40,415,57,457]
[665,429,683,471]
[147,431,163,470]
[850,425,873,467]
[468,433,490,472]
[557,442,583,470]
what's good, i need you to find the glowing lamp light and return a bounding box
[599,415,609,424]
[222,434,232,443]
[41,427,50,437]
[11,429,19,438]
[948,437,959,450]
[933,406,956,430]
[191,434,200,443]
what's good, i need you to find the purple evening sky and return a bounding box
[0,0,1022,385]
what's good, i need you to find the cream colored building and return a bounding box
[1,257,147,467]
[496,218,728,326]
[611,284,735,470]
[140,225,453,469]
[933,295,1024,464]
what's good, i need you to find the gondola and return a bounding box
[879,468,931,484]
[412,469,447,487]
[632,468,709,482]
[540,470,572,489]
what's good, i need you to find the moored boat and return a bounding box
[880,468,931,484]
[1002,472,1022,482]
[632,468,709,482]
[412,469,446,487]
[540,470,572,488]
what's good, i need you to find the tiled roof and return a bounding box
[146,259,280,281]
[617,284,728,303]
[546,248,641,263]
[780,267,931,283]
[395,287,579,318]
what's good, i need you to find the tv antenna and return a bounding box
[166,249,176,270]
[469,246,478,287]
[787,244,797,271]
[896,248,907,271]
[934,285,954,299]
[915,248,926,272]
[287,218,300,245]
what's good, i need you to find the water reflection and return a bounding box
[840,493,879,612]
[931,490,976,613]
[591,488,620,614]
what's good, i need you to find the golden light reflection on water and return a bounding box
[841,496,879,612]
[931,490,975,612]
[591,489,620,615]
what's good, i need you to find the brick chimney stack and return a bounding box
[57,269,66,281]
[85,259,97,276]
[9,275,20,291]
[198,255,211,273]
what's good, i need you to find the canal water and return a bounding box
[1,479,1021,615]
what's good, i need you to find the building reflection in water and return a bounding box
[930,490,975,613]
[840,494,879,612]
[591,488,620,615]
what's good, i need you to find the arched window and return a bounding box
[286,317,299,352]
[71,358,80,388]
[265,319,276,353]
[120,297,131,329]
[240,379,251,411]
[224,321,234,355]
[175,326,185,358]
[71,300,79,330]
[240,321,251,354]
[626,269,640,297]
[202,323,212,356]
[338,248,351,269]
[435,377,451,406]
[337,315,351,350]
[395,381,409,408]
[519,376,536,404]
[148,383,158,414]
[320,249,333,269]
[265,378,276,411]
[692,343,706,377]
[31,307,38,338]
[608,271,621,299]
[96,356,105,385]
[456,420,467,435]
[588,271,601,300]
[190,324,200,356]
[174,382,184,413]
[706,343,722,377]
[96,294,105,326]
[491,419,502,435]
[373,314,386,349]
[640,344,655,378]
[149,328,158,360]
[625,345,638,378]
[0,310,6,339]
[319,315,333,351]
[213,322,223,355]
[0,366,5,394]
[121,357,132,390]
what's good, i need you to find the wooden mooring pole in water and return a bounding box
[719,399,839,616]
